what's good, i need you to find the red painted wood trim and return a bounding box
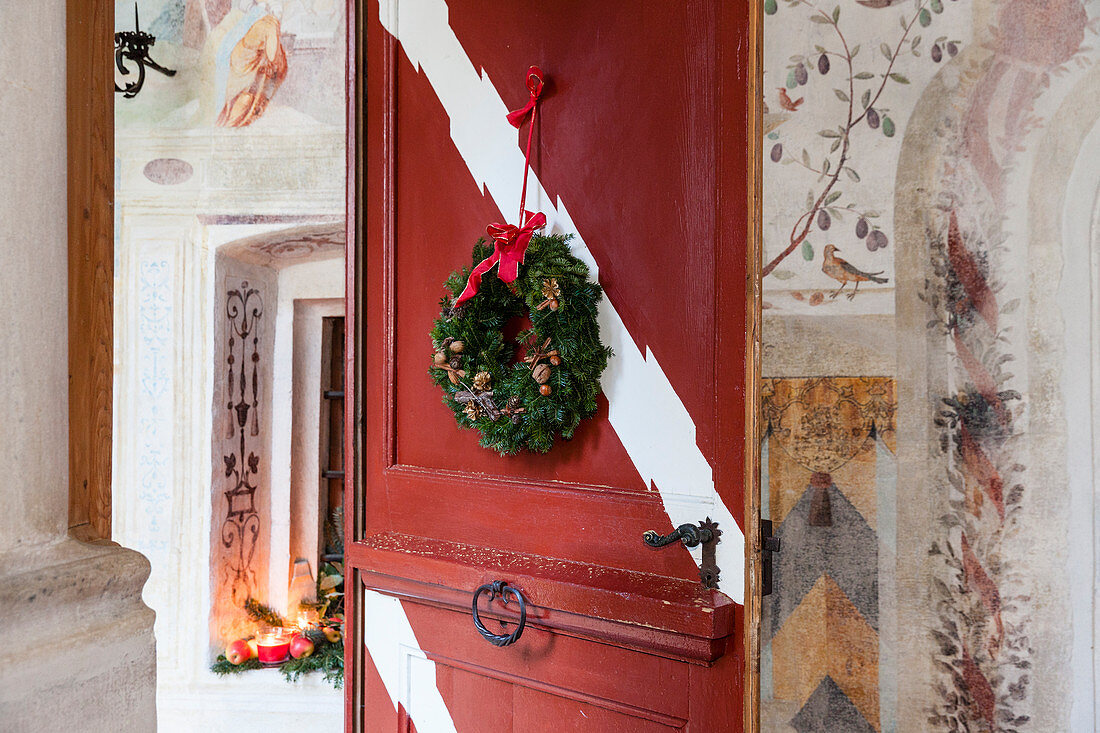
[350,533,735,663]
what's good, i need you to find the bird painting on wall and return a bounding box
[777,88,804,111]
[822,244,888,300]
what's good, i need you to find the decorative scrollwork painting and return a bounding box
[213,279,267,643]
[222,282,263,604]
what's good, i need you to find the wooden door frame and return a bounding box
[67,0,114,543]
[342,2,764,731]
[345,0,365,729]
[744,1,765,730]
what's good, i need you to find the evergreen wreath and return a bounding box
[430,233,612,455]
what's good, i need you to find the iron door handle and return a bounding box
[643,517,723,589]
[471,580,527,647]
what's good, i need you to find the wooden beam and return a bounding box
[744,0,765,730]
[67,0,114,541]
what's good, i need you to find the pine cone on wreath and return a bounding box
[537,278,562,311]
[473,371,492,391]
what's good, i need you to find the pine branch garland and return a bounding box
[211,655,262,675]
[244,597,286,628]
[212,596,344,688]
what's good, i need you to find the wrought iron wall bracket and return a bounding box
[643,517,722,590]
[114,3,176,99]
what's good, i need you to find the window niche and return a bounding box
[211,229,346,643]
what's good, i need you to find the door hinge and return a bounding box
[760,519,780,597]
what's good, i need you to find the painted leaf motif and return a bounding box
[801,241,814,261]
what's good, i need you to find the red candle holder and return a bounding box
[255,627,292,665]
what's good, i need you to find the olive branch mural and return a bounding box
[763,0,963,295]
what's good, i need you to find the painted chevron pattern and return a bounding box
[761,377,896,733]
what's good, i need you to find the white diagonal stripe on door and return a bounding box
[376,0,745,602]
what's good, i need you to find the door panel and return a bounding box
[350,0,756,730]
[388,56,649,490]
[406,602,691,731]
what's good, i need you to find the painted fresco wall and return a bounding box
[763,0,1099,730]
[112,1,346,729]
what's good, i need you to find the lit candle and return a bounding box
[296,611,313,632]
[255,627,291,665]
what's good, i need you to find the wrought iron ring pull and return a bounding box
[471,580,527,647]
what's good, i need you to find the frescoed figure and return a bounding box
[211,0,288,127]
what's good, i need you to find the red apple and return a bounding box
[225,639,252,665]
[246,638,259,658]
[289,633,315,659]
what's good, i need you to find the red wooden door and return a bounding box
[346,1,756,731]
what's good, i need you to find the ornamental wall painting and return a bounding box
[762,0,973,314]
[210,272,274,646]
[764,0,1100,730]
[115,0,346,129]
[761,377,896,733]
[211,6,288,127]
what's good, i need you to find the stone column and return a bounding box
[0,3,157,731]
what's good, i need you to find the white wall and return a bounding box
[269,259,346,615]
[113,220,344,731]
[0,3,156,730]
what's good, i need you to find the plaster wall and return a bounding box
[110,1,347,725]
[0,2,156,730]
[270,259,345,615]
[762,0,1100,729]
[287,295,345,600]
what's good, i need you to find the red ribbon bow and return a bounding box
[505,66,544,128]
[454,66,548,307]
[455,210,547,306]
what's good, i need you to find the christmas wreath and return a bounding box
[430,232,611,455]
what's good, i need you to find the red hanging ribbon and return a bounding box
[505,67,544,129]
[455,210,546,306]
[455,66,547,306]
